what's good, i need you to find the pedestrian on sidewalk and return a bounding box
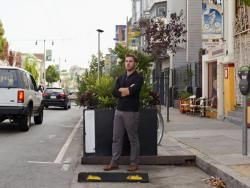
[104,54,143,172]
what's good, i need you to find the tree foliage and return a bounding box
[242,0,250,6]
[23,55,40,82]
[89,54,104,75]
[46,65,60,84]
[139,11,186,57]
[0,20,7,60]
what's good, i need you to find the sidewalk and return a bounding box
[162,107,250,188]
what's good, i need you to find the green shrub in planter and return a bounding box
[94,76,116,109]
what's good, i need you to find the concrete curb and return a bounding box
[170,136,250,188]
[196,156,250,188]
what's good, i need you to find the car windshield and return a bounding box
[0,69,18,88]
[45,88,64,93]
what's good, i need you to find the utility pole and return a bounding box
[43,40,46,85]
[35,39,54,86]
[96,29,104,81]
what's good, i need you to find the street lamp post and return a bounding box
[97,29,104,81]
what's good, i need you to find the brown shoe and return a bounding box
[128,164,139,171]
[103,164,119,171]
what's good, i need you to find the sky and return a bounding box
[0,0,132,70]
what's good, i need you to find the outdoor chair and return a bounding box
[179,97,190,113]
[188,95,200,115]
[196,97,209,117]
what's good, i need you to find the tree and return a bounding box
[23,55,40,82]
[139,11,186,93]
[0,20,7,60]
[46,65,60,84]
[140,11,186,56]
[89,54,104,75]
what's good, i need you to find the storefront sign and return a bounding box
[46,49,52,61]
[208,48,224,59]
[203,41,221,49]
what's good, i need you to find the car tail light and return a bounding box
[17,90,24,103]
[42,93,48,97]
[59,93,65,97]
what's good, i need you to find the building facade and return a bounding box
[201,0,238,119]
[131,0,202,105]
[234,0,250,106]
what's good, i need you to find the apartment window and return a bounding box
[157,7,166,17]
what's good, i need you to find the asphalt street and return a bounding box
[0,105,83,188]
[0,105,213,188]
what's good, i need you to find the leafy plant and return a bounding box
[179,91,192,99]
[46,65,60,84]
[139,11,186,57]
[94,76,116,109]
[242,0,250,6]
[138,11,187,95]
[23,54,40,82]
[0,20,7,60]
[78,45,160,109]
[78,74,116,109]
[79,90,98,108]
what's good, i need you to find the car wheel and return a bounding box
[34,109,43,125]
[19,110,31,131]
[0,117,6,123]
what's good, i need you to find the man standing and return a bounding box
[104,54,143,171]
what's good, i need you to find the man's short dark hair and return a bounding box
[125,54,138,63]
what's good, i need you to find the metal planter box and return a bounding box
[83,108,157,157]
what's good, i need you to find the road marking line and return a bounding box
[54,117,82,164]
[61,164,70,171]
[27,161,56,164]
[49,134,57,139]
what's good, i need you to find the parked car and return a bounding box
[0,66,44,131]
[42,87,71,110]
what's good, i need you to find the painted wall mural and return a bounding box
[202,0,223,40]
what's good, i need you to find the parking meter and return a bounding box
[238,66,250,95]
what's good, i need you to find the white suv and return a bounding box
[0,66,44,131]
